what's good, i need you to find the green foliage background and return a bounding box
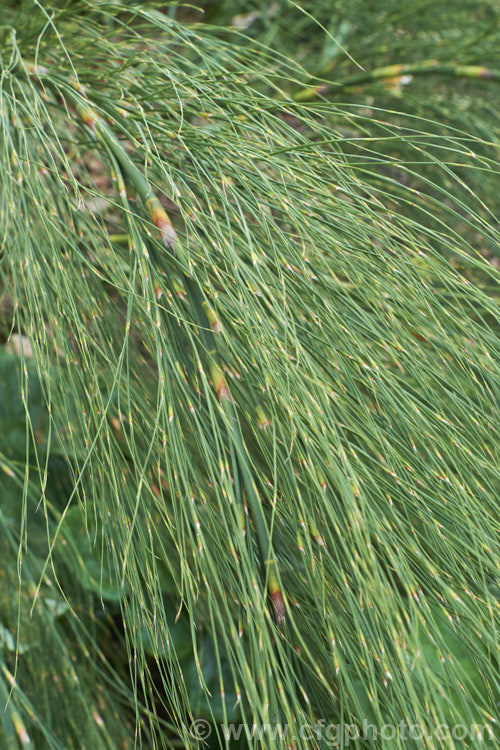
[0,1,499,748]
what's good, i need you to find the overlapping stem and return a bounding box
[294,61,500,101]
[28,67,285,625]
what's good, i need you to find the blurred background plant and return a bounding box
[0,1,498,748]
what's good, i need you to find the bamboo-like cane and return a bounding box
[294,62,500,102]
[179,275,286,624]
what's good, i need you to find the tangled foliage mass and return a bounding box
[0,1,498,748]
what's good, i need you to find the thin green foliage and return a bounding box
[0,1,499,748]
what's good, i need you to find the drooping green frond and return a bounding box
[0,2,499,749]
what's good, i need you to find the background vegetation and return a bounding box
[0,1,498,748]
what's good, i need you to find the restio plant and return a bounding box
[0,1,498,748]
